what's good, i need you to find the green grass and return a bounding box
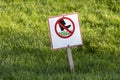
[0,0,120,80]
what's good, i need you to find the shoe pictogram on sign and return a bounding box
[55,17,75,38]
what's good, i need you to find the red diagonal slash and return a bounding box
[58,22,72,33]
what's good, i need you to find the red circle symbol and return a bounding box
[55,17,75,38]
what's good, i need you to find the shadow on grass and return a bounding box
[0,62,70,80]
[0,47,70,79]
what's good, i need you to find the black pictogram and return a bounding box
[59,19,71,31]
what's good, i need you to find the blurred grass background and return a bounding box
[0,0,120,80]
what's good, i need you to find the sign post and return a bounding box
[67,45,74,72]
[48,13,83,72]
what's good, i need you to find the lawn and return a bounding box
[0,0,120,80]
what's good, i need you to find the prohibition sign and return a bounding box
[55,17,75,38]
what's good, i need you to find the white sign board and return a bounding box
[48,13,83,50]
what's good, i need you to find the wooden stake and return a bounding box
[67,46,74,73]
